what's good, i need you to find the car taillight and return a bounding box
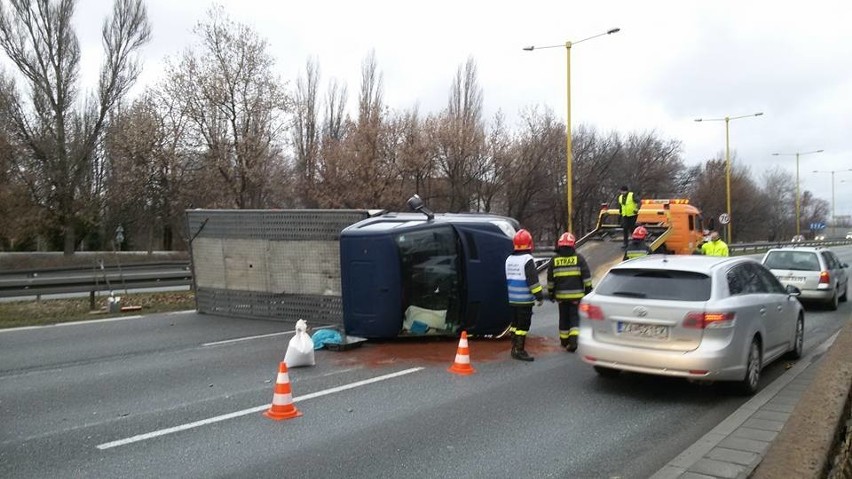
[819,271,830,285]
[683,312,736,329]
[580,303,604,320]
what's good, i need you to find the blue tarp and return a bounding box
[311,329,343,350]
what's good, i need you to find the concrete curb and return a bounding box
[649,331,838,479]
[751,317,852,478]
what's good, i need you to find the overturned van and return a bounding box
[340,202,518,339]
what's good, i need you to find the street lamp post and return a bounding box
[524,27,620,234]
[812,167,852,238]
[694,113,764,243]
[772,150,823,237]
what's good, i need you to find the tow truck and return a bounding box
[570,199,707,283]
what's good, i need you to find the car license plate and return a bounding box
[618,322,669,339]
[785,276,806,283]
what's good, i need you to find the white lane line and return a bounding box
[202,324,338,346]
[203,331,294,346]
[0,315,143,332]
[96,367,424,450]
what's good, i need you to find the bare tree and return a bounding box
[0,0,151,254]
[430,57,485,212]
[502,106,560,236]
[165,6,289,209]
[759,166,796,241]
[292,58,320,206]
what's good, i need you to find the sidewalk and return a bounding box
[649,332,838,479]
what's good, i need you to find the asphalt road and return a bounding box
[1,247,850,479]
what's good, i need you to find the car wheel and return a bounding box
[594,366,620,378]
[785,316,804,360]
[736,339,762,395]
[827,289,839,311]
[840,282,848,303]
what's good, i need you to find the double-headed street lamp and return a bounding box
[772,150,823,237]
[694,112,764,243]
[812,167,852,238]
[523,27,621,234]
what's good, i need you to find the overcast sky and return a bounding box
[70,0,852,223]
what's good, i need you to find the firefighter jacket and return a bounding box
[505,252,544,306]
[546,247,593,301]
[701,239,729,257]
[623,240,652,260]
[618,191,639,217]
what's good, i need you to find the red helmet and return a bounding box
[513,229,533,251]
[632,226,648,240]
[557,232,576,247]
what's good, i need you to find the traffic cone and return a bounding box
[263,361,303,421]
[448,331,476,375]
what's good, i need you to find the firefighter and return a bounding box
[623,226,652,261]
[546,232,593,353]
[505,229,544,361]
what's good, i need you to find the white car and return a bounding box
[846,232,852,240]
[578,255,804,395]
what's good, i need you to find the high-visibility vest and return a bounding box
[619,192,638,216]
[701,240,729,257]
[505,253,541,305]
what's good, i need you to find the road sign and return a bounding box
[718,213,730,225]
[809,223,826,231]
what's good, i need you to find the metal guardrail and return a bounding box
[532,239,852,271]
[2,240,850,299]
[0,261,193,300]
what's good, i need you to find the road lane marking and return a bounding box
[203,331,294,346]
[0,315,143,332]
[0,309,196,333]
[95,367,425,450]
[202,324,337,346]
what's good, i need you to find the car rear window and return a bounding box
[595,269,712,301]
[763,251,820,271]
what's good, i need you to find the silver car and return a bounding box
[578,255,804,395]
[761,246,849,310]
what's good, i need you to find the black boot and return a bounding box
[566,335,578,353]
[560,335,570,348]
[511,335,534,362]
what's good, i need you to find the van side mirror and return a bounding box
[407,194,434,221]
[785,284,801,296]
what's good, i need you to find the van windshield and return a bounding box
[395,226,462,334]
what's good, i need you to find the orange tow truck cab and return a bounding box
[636,199,706,255]
[586,198,707,255]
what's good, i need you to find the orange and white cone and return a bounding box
[448,331,476,375]
[263,361,303,421]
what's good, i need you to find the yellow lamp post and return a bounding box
[694,112,764,243]
[772,150,823,237]
[812,167,851,238]
[523,27,620,234]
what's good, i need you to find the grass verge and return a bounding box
[0,291,196,329]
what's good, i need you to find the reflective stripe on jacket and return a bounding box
[505,253,542,305]
[624,240,652,260]
[619,192,638,217]
[546,251,592,301]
